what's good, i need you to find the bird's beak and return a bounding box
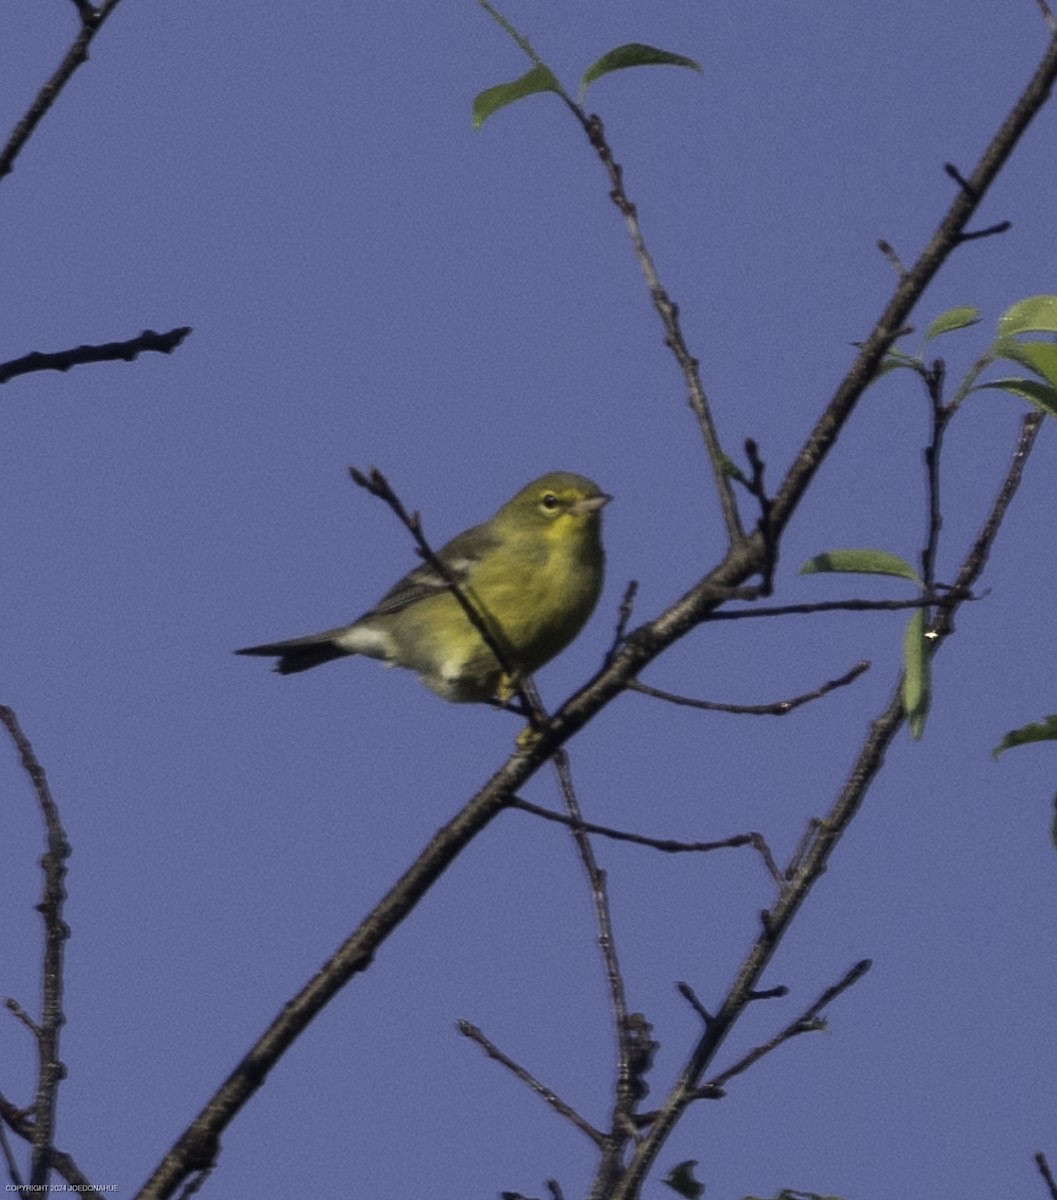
[571,492,612,516]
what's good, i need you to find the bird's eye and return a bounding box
[541,493,559,510]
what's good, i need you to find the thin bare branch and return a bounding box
[1035,1152,1057,1200]
[605,580,639,665]
[0,327,192,385]
[579,114,744,546]
[0,708,72,1189]
[628,660,870,716]
[730,439,777,591]
[876,238,907,278]
[3,997,39,1037]
[745,979,787,1000]
[510,796,754,855]
[457,1021,605,1146]
[749,834,786,890]
[954,219,1012,243]
[511,796,784,891]
[943,160,977,197]
[0,0,126,184]
[548,748,637,1193]
[553,750,627,1041]
[676,982,713,1026]
[940,411,1043,611]
[920,359,949,589]
[708,959,872,1091]
[1035,0,1057,33]
[477,0,549,70]
[705,593,968,623]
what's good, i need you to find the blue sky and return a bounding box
[3,2,1057,1197]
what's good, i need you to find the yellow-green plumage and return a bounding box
[236,472,610,703]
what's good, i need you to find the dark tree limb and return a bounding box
[0,328,193,385]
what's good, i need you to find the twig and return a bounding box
[1035,0,1057,34]
[457,1021,605,1146]
[876,239,907,278]
[4,997,40,1036]
[0,708,72,1190]
[740,440,776,592]
[703,593,968,623]
[580,114,743,546]
[510,796,751,854]
[477,0,547,69]
[510,797,784,889]
[1035,1152,1057,1200]
[0,0,127,184]
[605,580,639,664]
[0,327,192,385]
[707,959,872,1091]
[746,983,788,1002]
[548,748,638,1186]
[940,166,1013,242]
[627,660,870,716]
[920,359,949,589]
[552,754,621,1021]
[749,834,786,890]
[927,412,1042,650]
[546,747,663,1186]
[676,982,712,1025]
[954,220,1012,244]
[943,161,977,197]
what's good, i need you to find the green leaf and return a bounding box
[998,294,1057,337]
[580,43,703,99]
[902,608,930,740]
[800,548,922,584]
[473,64,564,129]
[992,715,1057,759]
[923,305,981,344]
[974,377,1057,418]
[992,337,1057,389]
[664,1160,705,1199]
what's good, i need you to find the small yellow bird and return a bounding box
[236,472,611,703]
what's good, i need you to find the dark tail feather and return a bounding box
[235,638,352,675]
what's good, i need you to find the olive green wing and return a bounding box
[364,519,500,618]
